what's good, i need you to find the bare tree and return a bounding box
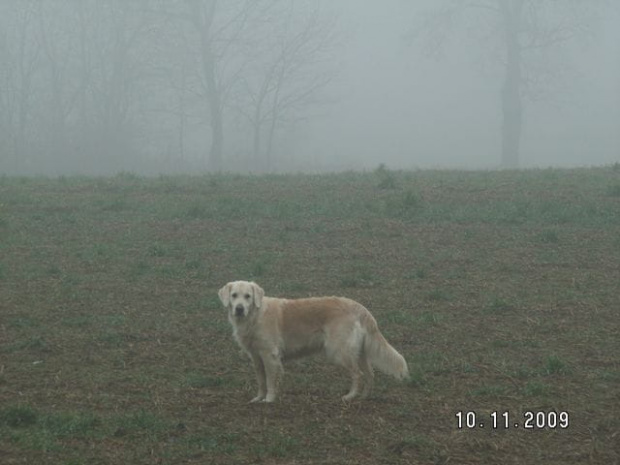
[183,0,224,171]
[0,1,41,171]
[234,2,338,171]
[73,1,155,172]
[36,2,80,167]
[0,0,340,174]
[0,0,158,174]
[173,0,263,171]
[410,0,604,168]
[157,0,338,172]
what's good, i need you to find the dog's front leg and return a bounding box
[250,354,267,403]
[262,349,283,403]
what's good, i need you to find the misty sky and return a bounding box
[299,0,620,170]
[0,0,618,175]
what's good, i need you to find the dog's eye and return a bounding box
[231,292,238,298]
[244,294,251,300]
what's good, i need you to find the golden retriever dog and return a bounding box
[218,281,409,402]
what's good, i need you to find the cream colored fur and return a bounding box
[218,280,409,403]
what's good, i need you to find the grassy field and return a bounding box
[1,167,619,464]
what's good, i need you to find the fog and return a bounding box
[0,0,618,175]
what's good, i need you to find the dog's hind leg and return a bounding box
[359,352,374,398]
[326,321,366,401]
[341,358,362,401]
[262,350,283,402]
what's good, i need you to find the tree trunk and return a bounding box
[252,105,262,171]
[201,48,223,171]
[264,111,277,173]
[500,0,524,169]
[208,99,224,171]
[191,0,224,172]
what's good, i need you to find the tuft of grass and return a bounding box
[183,433,240,455]
[385,189,423,219]
[606,184,620,197]
[114,410,169,437]
[99,197,128,212]
[522,381,550,397]
[539,229,560,244]
[61,315,94,327]
[387,434,442,461]
[417,311,442,326]
[147,244,168,257]
[185,203,210,219]
[250,258,268,278]
[543,354,570,375]
[1,405,38,428]
[339,268,376,288]
[484,297,515,314]
[407,367,427,387]
[3,337,49,353]
[514,366,538,379]
[459,362,479,374]
[411,351,449,378]
[469,384,509,398]
[252,433,300,459]
[405,266,428,280]
[182,372,224,389]
[45,264,63,278]
[128,260,150,279]
[414,268,428,279]
[184,257,203,271]
[598,369,620,382]
[41,412,100,438]
[426,288,452,302]
[280,281,311,294]
[97,332,124,347]
[8,317,39,329]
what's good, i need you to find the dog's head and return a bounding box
[218,281,264,319]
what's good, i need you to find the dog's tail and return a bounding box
[362,311,409,380]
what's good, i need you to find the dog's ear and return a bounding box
[218,283,232,307]
[251,282,264,308]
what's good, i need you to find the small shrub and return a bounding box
[375,164,397,189]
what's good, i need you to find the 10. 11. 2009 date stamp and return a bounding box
[455,411,570,430]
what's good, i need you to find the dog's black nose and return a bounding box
[235,305,245,317]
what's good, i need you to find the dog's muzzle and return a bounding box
[234,305,245,317]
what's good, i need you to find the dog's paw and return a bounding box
[250,395,266,403]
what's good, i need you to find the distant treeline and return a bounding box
[0,1,337,175]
